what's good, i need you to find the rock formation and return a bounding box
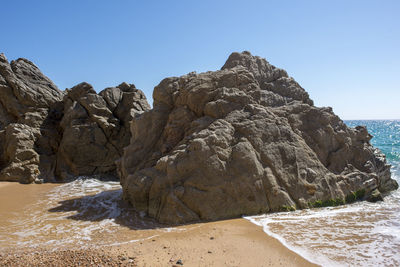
[0,53,150,183]
[56,82,150,180]
[0,54,63,183]
[1,51,398,224]
[118,51,399,224]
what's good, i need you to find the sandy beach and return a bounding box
[109,218,318,267]
[0,219,316,267]
[0,181,317,266]
[0,182,11,188]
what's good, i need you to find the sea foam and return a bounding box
[246,120,400,266]
[0,177,170,249]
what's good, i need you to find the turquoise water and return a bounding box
[248,120,400,266]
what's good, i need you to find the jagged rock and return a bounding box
[0,53,150,183]
[0,53,63,183]
[56,82,150,180]
[221,51,313,106]
[119,51,398,224]
[0,123,40,183]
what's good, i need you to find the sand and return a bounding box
[0,181,318,266]
[0,182,11,188]
[0,219,317,267]
[0,182,57,212]
[108,218,318,267]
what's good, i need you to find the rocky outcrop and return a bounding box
[0,53,150,183]
[0,54,64,183]
[56,82,150,180]
[1,51,398,223]
[119,51,399,224]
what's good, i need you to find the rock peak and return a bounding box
[12,57,38,68]
[222,51,313,106]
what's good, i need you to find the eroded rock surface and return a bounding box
[56,82,150,180]
[119,51,398,224]
[0,54,63,183]
[0,53,150,183]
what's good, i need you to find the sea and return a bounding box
[247,120,400,266]
[0,120,399,266]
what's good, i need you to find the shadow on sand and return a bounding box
[48,189,166,230]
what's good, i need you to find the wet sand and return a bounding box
[0,182,12,188]
[0,181,317,266]
[108,218,318,267]
[0,182,57,212]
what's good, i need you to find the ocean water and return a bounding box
[247,120,400,266]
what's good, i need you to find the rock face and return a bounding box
[119,51,399,224]
[0,54,63,183]
[0,53,150,183]
[56,82,150,180]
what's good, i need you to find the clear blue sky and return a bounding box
[1,0,399,119]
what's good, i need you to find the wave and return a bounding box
[0,177,173,250]
[246,120,400,266]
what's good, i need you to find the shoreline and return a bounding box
[0,218,318,267]
[116,218,319,267]
[0,181,318,266]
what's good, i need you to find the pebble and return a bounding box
[0,249,136,267]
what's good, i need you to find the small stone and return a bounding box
[176,259,183,265]
[367,189,384,202]
[34,178,44,184]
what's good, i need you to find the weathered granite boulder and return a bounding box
[56,82,150,180]
[0,53,64,183]
[119,51,399,224]
[0,53,150,183]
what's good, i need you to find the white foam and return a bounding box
[104,234,160,247]
[0,176,168,250]
[5,174,399,266]
[246,182,400,266]
[245,215,338,267]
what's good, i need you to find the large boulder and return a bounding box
[118,51,399,224]
[56,82,150,180]
[0,53,63,183]
[0,53,150,183]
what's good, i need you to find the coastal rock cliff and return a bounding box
[119,51,399,224]
[0,53,150,183]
